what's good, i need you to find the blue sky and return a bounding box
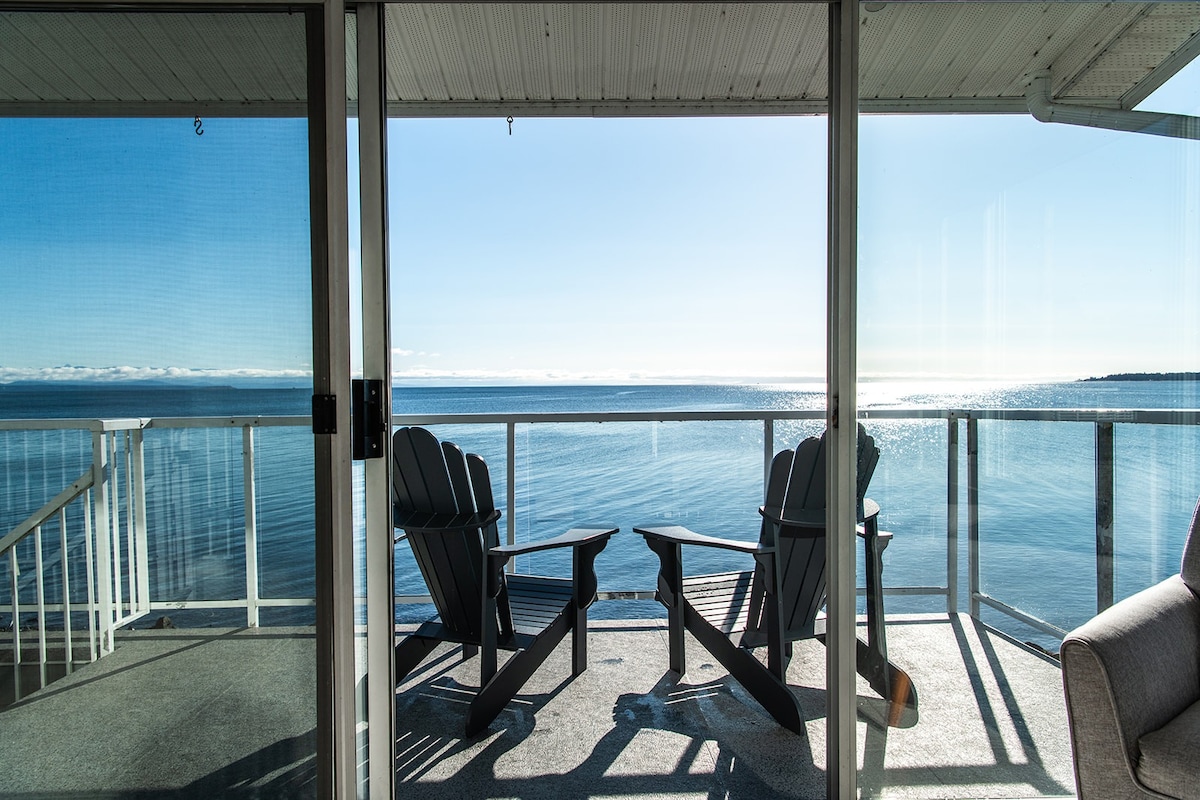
[1,59,1197,385]
[0,117,313,384]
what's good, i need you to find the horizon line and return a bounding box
[0,364,1172,387]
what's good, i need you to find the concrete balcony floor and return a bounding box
[0,614,1074,799]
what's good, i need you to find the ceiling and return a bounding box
[3,2,1199,118]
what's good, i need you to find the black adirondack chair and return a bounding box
[392,426,617,736]
[635,424,917,735]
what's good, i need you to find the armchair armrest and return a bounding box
[486,527,617,609]
[490,526,617,559]
[1062,574,1200,799]
[393,506,502,534]
[634,524,768,555]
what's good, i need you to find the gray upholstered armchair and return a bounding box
[1061,498,1200,800]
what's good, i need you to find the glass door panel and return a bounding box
[0,9,320,797]
[857,2,1200,796]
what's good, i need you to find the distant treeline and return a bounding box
[1081,372,1200,382]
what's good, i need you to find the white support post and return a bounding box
[92,431,114,655]
[947,416,959,613]
[83,488,98,662]
[243,425,260,627]
[133,428,149,617]
[59,507,74,672]
[827,1,860,797]
[124,432,136,617]
[967,417,981,619]
[9,548,21,699]
[34,524,47,689]
[109,432,123,623]
[358,6,397,795]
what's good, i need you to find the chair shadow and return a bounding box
[396,662,843,799]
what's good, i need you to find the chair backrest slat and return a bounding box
[442,441,475,511]
[393,427,501,642]
[467,455,496,524]
[758,424,879,640]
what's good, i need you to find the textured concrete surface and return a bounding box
[0,628,317,799]
[0,614,1074,799]
[396,614,1075,800]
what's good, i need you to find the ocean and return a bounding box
[2,380,1198,644]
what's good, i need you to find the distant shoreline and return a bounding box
[1079,372,1200,382]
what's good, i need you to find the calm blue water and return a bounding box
[2,381,1198,643]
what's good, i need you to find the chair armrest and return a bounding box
[1062,574,1200,799]
[857,527,893,543]
[487,527,617,606]
[490,526,617,559]
[634,525,767,555]
[393,506,502,534]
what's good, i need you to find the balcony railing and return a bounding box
[3,407,1197,697]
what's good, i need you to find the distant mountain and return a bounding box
[1080,372,1200,382]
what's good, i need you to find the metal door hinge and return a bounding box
[352,379,386,460]
[312,394,337,434]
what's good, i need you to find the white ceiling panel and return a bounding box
[1,3,1198,118]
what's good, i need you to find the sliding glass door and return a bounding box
[0,5,354,796]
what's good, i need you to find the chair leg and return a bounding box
[572,603,587,676]
[395,635,440,683]
[649,540,687,674]
[466,612,571,737]
[684,603,805,735]
[855,637,918,713]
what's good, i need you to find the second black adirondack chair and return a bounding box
[392,426,616,736]
[635,424,917,735]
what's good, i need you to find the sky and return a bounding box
[2,54,1198,386]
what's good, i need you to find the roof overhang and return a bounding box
[2,2,1199,118]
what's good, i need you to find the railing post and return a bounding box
[108,432,124,624]
[506,422,516,571]
[132,428,149,618]
[243,425,260,627]
[1096,422,1115,612]
[123,432,136,617]
[967,416,980,620]
[33,523,47,689]
[83,488,98,662]
[59,507,74,673]
[947,415,959,614]
[91,430,115,655]
[763,418,774,502]
[9,548,21,698]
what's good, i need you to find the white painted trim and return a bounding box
[356,4,397,798]
[827,2,859,797]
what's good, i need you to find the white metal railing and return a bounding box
[398,408,1200,640]
[958,409,1200,639]
[140,416,317,624]
[0,418,153,698]
[0,416,316,699]
[2,405,1196,691]
[394,409,957,607]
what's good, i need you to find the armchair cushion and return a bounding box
[1181,499,1200,595]
[1137,699,1200,799]
[1062,575,1200,799]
